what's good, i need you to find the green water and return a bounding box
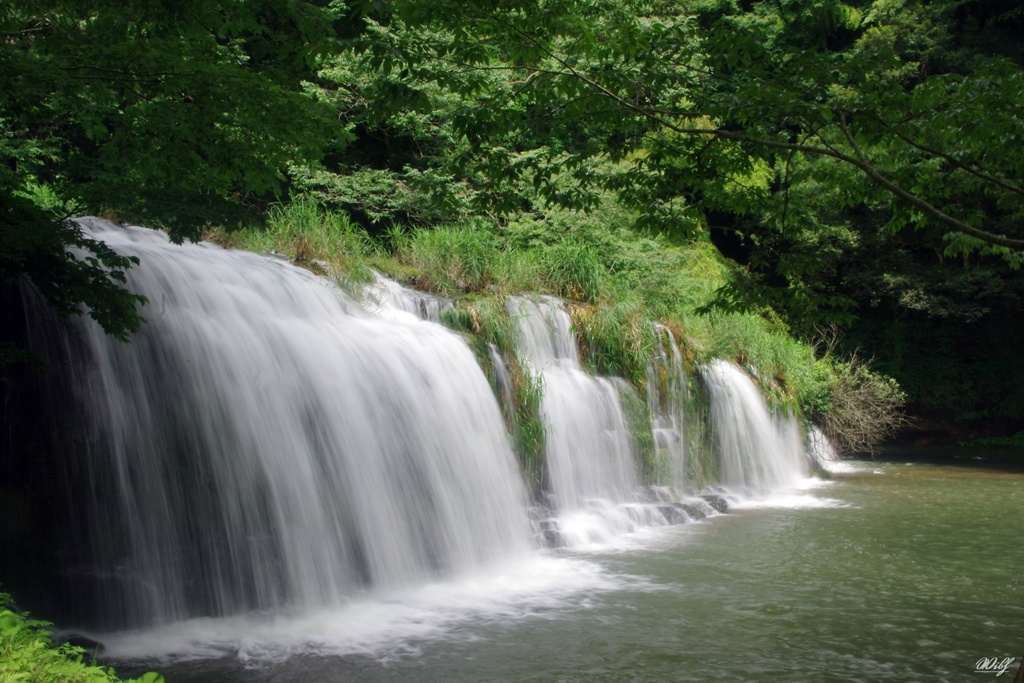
[132,460,1024,682]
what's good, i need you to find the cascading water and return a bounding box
[808,425,858,474]
[701,359,810,496]
[2,217,847,669]
[507,297,638,508]
[366,272,452,321]
[506,297,687,546]
[23,218,531,632]
[488,343,515,419]
[646,324,690,489]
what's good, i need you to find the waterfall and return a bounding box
[6,216,835,650]
[702,359,809,495]
[506,297,638,509]
[506,297,659,545]
[646,324,690,489]
[366,272,452,321]
[25,218,531,631]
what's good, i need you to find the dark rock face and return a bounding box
[677,503,706,521]
[658,505,687,524]
[700,494,729,514]
[537,519,565,548]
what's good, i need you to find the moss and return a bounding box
[617,381,658,483]
[437,296,549,495]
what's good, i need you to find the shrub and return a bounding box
[817,356,906,456]
[0,593,162,683]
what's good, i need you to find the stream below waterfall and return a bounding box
[110,457,1023,682]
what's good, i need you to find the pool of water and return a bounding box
[116,459,1024,682]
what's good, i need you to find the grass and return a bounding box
[205,196,375,292]
[570,301,655,390]
[406,222,499,295]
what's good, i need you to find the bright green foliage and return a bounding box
[540,239,606,303]
[570,301,654,389]
[207,196,374,288]
[357,0,1020,433]
[1,0,921,444]
[1,0,347,234]
[0,593,162,683]
[357,0,1024,399]
[407,223,499,295]
[296,19,485,227]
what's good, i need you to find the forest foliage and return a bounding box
[4,0,1022,425]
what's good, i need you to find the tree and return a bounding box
[1,0,352,342]
[364,0,1024,258]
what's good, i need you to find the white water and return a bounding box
[96,554,635,664]
[807,425,864,475]
[365,272,451,321]
[702,360,811,497]
[646,324,690,488]
[506,297,639,515]
[49,218,531,631]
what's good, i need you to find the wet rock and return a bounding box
[700,494,729,514]
[538,519,565,548]
[658,505,687,524]
[678,503,706,521]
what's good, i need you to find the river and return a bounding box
[114,457,1023,682]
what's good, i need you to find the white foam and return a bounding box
[821,460,867,474]
[728,493,852,510]
[94,555,637,664]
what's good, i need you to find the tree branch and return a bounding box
[835,114,1024,250]
[443,14,1024,250]
[856,110,1024,199]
